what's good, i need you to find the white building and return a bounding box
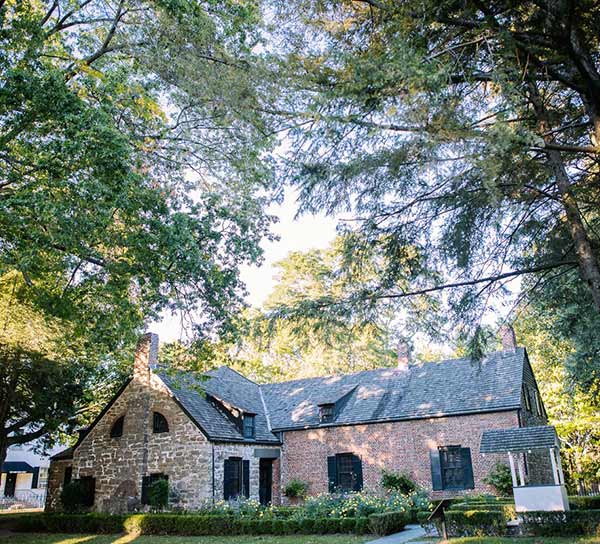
[1,444,63,509]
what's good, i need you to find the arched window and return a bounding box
[110,416,124,438]
[153,412,169,433]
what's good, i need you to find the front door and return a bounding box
[4,473,17,497]
[259,459,273,506]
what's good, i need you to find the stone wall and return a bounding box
[71,373,214,511]
[280,410,519,499]
[45,459,72,512]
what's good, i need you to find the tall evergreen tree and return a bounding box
[268,0,600,358]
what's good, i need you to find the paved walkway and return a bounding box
[367,523,428,544]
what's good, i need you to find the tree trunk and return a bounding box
[528,82,600,312]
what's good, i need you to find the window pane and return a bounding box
[336,454,355,491]
[440,446,464,489]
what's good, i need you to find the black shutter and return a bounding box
[141,475,151,505]
[63,466,72,486]
[224,459,234,500]
[352,455,363,491]
[242,460,250,498]
[461,447,475,489]
[327,455,337,492]
[79,476,95,507]
[430,449,443,491]
[31,467,39,489]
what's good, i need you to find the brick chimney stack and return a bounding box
[499,325,517,352]
[133,332,159,382]
[397,341,411,371]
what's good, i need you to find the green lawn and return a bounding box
[2,535,371,544]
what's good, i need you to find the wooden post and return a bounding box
[518,453,526,486]
[508,452,519,487]
[549,447,560,485]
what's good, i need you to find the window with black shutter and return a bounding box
[223,458,250,500]
[242,414,255,439]
[433,445,475,491]
[328,453,363,492]
[63,466,72,486]
[152,412,169,433]
[141,473,168,505]
[78,476,96,507]
[110,415,124,438]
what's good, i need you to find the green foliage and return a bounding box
[269,0,600,377]
[444,510,507,537]
[59,482,87,514]
[0,0,275,464]
[569,496,600,510]
[520,510,600,537]
[368,511,410,536]
[147,479,169,511]
[8,512,374,536]
[482,463,514,497]
[283,479,309,499]
[380,470,416,495]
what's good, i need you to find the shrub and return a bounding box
[520,510,600,536]
[483,463,514,496]
[369,510,410,536]
[60,481,87,513]
[283,478,309,498]
[354,517,370,534]
[148,479,169,510]
[570,496,600,510]
[381,470,416,495]
[445,510,507,537]
[298,517,315,534]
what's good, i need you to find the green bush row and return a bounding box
[444,510,507,537]
[520,510,600,537]
[569,496,600,510]
[10,513,373,536]
[368,511,410,536]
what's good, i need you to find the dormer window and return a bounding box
[242,414,255,439]
[319,403,335,423]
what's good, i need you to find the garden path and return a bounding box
[367,523,427,544]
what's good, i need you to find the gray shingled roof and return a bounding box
[480,425,558,453]
[261,349,526,431]
[157,348,526,442]
[160,367,279,444]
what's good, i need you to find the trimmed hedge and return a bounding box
[569,496,600,510]
[444,510,507,537]
[8,512,374,536]
[369,511,410,536]
[520,510,600,537]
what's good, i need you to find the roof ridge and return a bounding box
[215,365,260,386]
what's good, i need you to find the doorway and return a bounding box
[259,459,273,506]
[4,473,17,497]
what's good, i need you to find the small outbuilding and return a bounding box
[481,425,569,512]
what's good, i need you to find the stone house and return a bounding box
[46,328,549,512]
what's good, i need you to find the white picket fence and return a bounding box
[0,489,46,510]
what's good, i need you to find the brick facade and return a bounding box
[281,410,518,499]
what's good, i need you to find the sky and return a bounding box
[153,188,338,342]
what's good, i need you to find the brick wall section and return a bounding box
[281,410,519,499]
[45,459,72,512]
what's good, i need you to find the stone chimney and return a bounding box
[397,341,411,371]
[499,324,517,352]
[133,332,159,382]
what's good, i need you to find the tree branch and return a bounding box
[373,261,578,300]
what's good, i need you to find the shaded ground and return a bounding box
[408,538,600,544]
